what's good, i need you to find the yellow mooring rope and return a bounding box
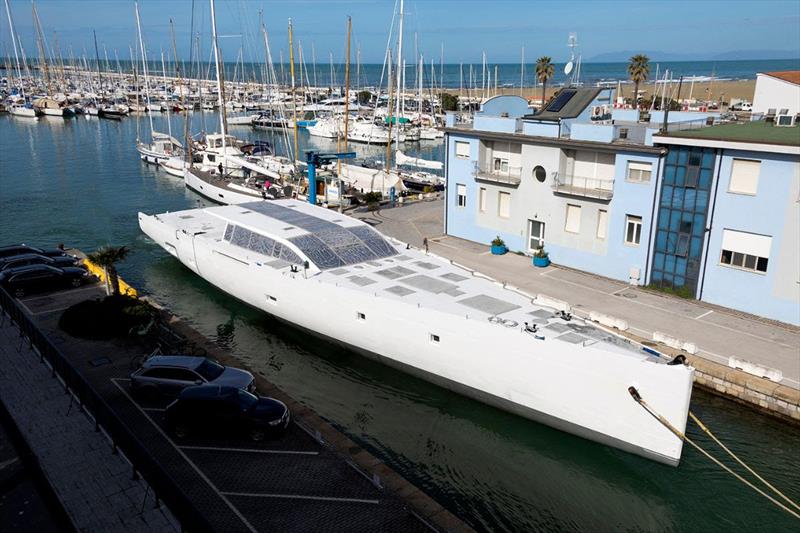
[628,387,800,520]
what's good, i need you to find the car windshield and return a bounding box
[237,389,258,408]
[195,359,225,381]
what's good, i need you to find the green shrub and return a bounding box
[59,295,157,340]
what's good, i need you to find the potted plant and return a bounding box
[490,236,507,255]
[532,246,550,267]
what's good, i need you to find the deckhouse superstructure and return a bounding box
[139,199,694,465]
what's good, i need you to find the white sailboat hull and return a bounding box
[138,207,694,466]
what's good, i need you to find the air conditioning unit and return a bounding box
[775,114,796,127]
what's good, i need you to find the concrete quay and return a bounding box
[353,198,800,423]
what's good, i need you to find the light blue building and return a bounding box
[651,122,800,325]
[444,89,678,285]
[443,90,799,324]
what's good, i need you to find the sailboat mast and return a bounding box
[209,0,227,155]
[340,16,352,212]
[385,49,394,172]
[394,0,404,147]
[288,18,299,166]
[3,0,22,81]
[134,0,155,137]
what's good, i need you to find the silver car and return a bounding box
[130,355,255,401]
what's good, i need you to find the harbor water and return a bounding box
[1,114,798,532]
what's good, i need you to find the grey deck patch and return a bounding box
[348,275,376,287]
[546,322,571,333]
[265,259,291,269]
[440,272,469,282]
[558,332,587,344]
[400,274,458,294]
[375,266,415,280]
[394,255,411,261]
[442,287,466,297]
[529,309,554,319]
[329,268,349,276]
[414,261,440,270]
[179,215,194,219]
[528,318,550,325]
[367,261,382,267]
[456,294,521,315]
[385,285,416,297]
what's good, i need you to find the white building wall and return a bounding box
[752,74,800,116]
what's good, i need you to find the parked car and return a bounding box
[165,385,290,441]
[0,264,90,297]
[0,253,78,271]
[0,244,67,260]
[129,355,255,400]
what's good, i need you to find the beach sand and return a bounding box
[449,79,756,105]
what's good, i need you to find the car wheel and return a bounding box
[14,288,24,298]
[248,428,266,442]
[172,423,190,439]
[71,278,81,288]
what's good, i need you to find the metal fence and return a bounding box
[0,287,214,533]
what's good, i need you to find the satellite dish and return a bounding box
[564,61,574,75]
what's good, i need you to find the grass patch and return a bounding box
[646,283,695,299]
[58,295,157,340]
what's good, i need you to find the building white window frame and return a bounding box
[596,209,608,239]
[455,141,470,159]
[456,183,467,208]
[498,191,511,219]
[564,204,582,234]
[626,161,652,183]
[719,229,771,274]
[478,187,487,213]
[728,158,760,196]
[625,215,642,246]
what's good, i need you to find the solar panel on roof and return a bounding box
[545,89,577,112]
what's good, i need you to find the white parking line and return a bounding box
[109,378,257,533]
[694,310,714,320]
[221,491,380,505]
[142,407,166,412]
[180,446,318,456]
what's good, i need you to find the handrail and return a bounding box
[551,172,614,199]
[0,287,214,533]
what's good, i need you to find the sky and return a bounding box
[3,0,800,64]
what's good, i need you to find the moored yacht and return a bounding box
[139,199,694,466]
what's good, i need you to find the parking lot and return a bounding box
[11,281,445,533]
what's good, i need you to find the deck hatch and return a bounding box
[557,332,587,344]
[545,322,571,333]
[385,285,416,297]
[456,294,521,315]
[414,261,440,270]
[348,275,377,287]
[528,309,553,319]
[399,275,459,294]
[440,272,469,282]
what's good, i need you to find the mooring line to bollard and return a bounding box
[628,386,800,520]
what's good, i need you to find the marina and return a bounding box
[1,0,799,531]
[1,102,799,531]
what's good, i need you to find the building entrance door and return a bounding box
[528,220,545,252]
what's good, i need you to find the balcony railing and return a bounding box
[473,162,522,186]
[551,172,614,200]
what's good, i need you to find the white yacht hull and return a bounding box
[9,106,38,119]
[138,209,694,466]
[183,169,267,204]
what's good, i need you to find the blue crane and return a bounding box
[305,150,356,205]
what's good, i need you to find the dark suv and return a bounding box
[129,355,255,400]
[166,385,290,441]
[0,264,89,297]
[0,253,78,271]
[0,244,67,260]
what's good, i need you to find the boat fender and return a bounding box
[668,354,687,366]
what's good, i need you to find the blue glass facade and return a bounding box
[650,146,716,294]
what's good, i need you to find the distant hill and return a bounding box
[588,50,800,62]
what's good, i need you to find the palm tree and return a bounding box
[627,54,650,111]
[535,56,554,113]
[87,246,130,296]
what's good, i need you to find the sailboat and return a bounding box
[133,1,182,164]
